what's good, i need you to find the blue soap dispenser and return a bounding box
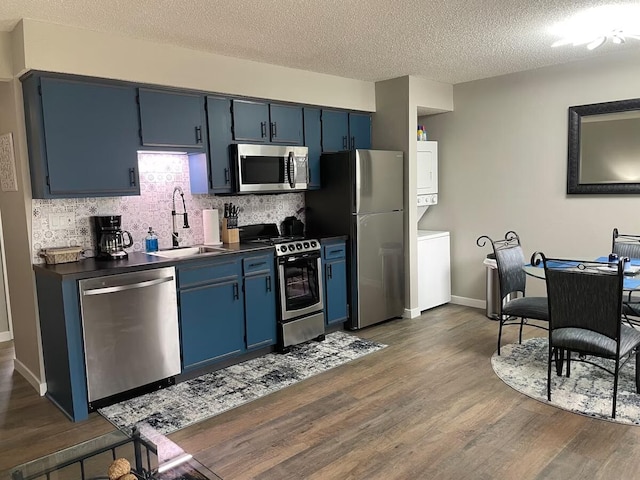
[145,227,158,252]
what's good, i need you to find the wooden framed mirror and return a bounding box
[567,98,640,194]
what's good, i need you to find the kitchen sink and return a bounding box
[147,245,228,259]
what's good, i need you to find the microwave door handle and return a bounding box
[288,152,296,188]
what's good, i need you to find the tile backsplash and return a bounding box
[31,153,305,263]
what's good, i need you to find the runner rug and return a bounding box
[99,331,386,435]
[492,336,640,425]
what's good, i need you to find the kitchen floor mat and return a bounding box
[98,331,386,436]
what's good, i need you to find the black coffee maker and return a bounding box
[93,215,133,260]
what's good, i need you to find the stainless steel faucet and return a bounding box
[172,186,190,247]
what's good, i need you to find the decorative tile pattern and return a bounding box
[99,331,387,436]
[0,132,18,192]
[31,153,306,263]
[492,337,640,425]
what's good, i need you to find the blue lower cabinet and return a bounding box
[243,254,277,350]
[322,241,348,325]
[178,258,245,370]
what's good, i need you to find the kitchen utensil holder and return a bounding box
[222,218,239,244]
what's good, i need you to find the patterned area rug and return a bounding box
[492,337,640,425]
[99,331,386,435]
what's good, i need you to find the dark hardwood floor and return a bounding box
[3,304,640,479]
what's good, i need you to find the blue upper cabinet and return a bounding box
[349,112,372,150]
[190,96,234,195]
[232,99,303,145]
[321,110,372,153]
[232,99,269,142]
[22,75,141,199]
[303,108,321,190]
[321,110,349,152]
[138,89,206,150]
[269,104,303,144]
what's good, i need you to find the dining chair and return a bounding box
[612,227,640,323]
[538,252,640,419]
[476,231,549,355]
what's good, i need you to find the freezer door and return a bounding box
[354,211,404,328]
[355,150,404,214]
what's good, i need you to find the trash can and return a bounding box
[483,253,501,320]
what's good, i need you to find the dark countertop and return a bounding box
[33,243,274,280]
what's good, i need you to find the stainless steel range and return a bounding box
[239,224,325,351]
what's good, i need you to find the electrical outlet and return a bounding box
[49,213,75,230]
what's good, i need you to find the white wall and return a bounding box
[374,76,454,317]
[0,32,11,80]
[421,48,640,304]
[17,19,375,111]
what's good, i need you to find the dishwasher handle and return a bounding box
[82,275,175,296]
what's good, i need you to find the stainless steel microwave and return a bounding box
[232,144,309,193]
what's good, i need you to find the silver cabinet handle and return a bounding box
[83,276,174,296]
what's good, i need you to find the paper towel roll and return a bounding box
[203,209,222,246]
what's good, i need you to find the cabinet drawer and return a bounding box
[243,254,274,275]
[323,243,346,260]
[178,257,240,288]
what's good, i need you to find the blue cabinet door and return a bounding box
[232,100,269,142]
[321,110,349,152]
[269,104,303,144]
[189,96,233,194]
[245,272,277,349]
[349,113,372,150]
[31,77,140,198]
[138,89,205,149]
[323,242,348,325]
[179,258,245,370]
[303,108,321,189]
[180,280,244,369]
[244,254,277,349]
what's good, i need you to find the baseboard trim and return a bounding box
[403,307,422,319]
[14,357,47,396]
[450,296,485,310]
[0,331,11,343]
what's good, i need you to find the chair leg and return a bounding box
[555,348,565,376]
[547,345,554,401]
[566,350,571,378]
[612,358,620,419]
[497,318,504,356]
[636,351,640,394]
[519,317,524,344]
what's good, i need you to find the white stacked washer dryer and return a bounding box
[416,140,451,312]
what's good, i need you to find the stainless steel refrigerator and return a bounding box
[306,149,404,329]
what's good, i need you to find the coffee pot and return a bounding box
[93,215,133,260]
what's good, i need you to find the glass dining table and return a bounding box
[524,257,640,291]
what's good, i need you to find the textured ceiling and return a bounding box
[1,0,639,84]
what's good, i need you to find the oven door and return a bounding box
[278,252,323,321]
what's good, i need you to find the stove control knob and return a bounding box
[310,241,317,248]
[280,245,287,253]
[288,244,295,251]
[303,242,310,248]
[296,243,303,250]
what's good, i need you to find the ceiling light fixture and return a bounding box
[550,4,640,50]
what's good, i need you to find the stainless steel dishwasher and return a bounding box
[79,266,180,408]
